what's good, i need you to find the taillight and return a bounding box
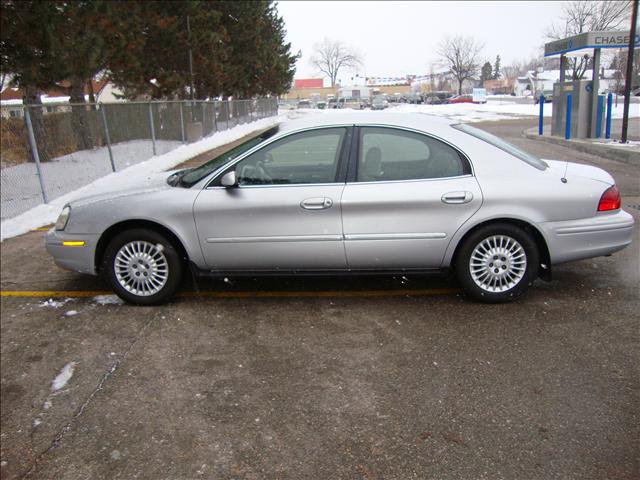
[598,185,621,211]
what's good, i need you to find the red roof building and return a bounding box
[293,78,324,89]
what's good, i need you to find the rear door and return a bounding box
[341,126,482,269]
[193,127,351,270]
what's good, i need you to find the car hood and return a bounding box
[68,171,175,208]
[545,160,614,185]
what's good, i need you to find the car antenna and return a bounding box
[561,160,568,183]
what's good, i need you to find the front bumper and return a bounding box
[540,209,635,264]
[44,229,100,275]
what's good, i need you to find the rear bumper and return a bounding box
[44,229,99,275]
[540,210,634,264]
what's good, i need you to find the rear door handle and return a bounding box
[301,197,333,210]
[441,191,473,204]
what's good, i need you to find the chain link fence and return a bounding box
[1,98,277,220]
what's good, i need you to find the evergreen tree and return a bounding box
[103,1,296,100]
[493,55,501,79]
[0,0,60,161]
[480,61,493,83]
[52,1,111,149]
[104,1,229,100]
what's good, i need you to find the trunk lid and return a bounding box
[545,159,614,185]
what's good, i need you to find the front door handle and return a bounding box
[441,191,473,204]
[301,197,333,210]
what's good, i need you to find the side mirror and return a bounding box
[221,170,237,187]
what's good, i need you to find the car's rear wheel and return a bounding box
[456,223,539,303]
[103,229,183,305]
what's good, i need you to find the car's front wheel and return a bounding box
[456,223,539,303]
[103,229,183,305]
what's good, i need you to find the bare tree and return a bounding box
[545,0,631,79]
[436,36,484,95]
[310,38,362,87]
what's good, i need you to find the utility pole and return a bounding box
[621,0,638,143]
[187,15,195,101]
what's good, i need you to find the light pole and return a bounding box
[621,0,638,143]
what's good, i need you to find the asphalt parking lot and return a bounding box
[1,118,639,479]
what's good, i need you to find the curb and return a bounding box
[523,128,640,167]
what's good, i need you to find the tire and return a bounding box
[455,223,539,303]
[102,228,183,305]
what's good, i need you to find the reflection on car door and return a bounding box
[193,127,350,270]
[341,126,482,269]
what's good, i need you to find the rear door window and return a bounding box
[356,127,470,182]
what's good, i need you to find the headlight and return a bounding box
[55,206,71,230]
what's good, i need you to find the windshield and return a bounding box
[178,126,280,187]
[452,124,548,170]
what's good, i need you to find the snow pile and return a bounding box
[51,362,77,391]
[1,114,284,241]
[39,298,72,308]
[93,294,123,305]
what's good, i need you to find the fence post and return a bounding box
[538,95,544,135]
[226,101,230,130]
[605,92,613,140]
[148,102,157,156]
[179,102,186,143]
[24,107,49,203]
[99,103,116,172]
[200,102,205,135]
[212,101,217,133]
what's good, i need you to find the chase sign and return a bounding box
[544,30,640,57]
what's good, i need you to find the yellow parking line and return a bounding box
[0,288,458,299]
[31,227,52,231]
[0,290,110,297]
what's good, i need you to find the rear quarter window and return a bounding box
[453,124,548,170]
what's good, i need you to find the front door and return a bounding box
[341,126,482,269]
[193,127,350,271]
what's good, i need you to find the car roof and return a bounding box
[278,112,458,136]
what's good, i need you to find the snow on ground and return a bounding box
[1,114,284,240]
[51,361,77,391]
[382,101,639,123]
[1,139,180,220]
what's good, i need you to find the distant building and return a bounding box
[483,78,515,95]
[337,85,371,99]
[0,77,123,118]
[293,78,324,89]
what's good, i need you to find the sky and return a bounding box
[277,0,567,83]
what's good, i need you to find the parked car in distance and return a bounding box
[405,92,423,104]
[328,98,339,109]
[338,97,363,109]
[534,90,553,104]
[448,94,475,104]
[46,113,634,305]
[277,101,294,110]
[297,99,313,109]
[423,92,453,105]
[371,96,388,110]
[316,101,327,109]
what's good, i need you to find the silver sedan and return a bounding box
[45,113,634,305]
